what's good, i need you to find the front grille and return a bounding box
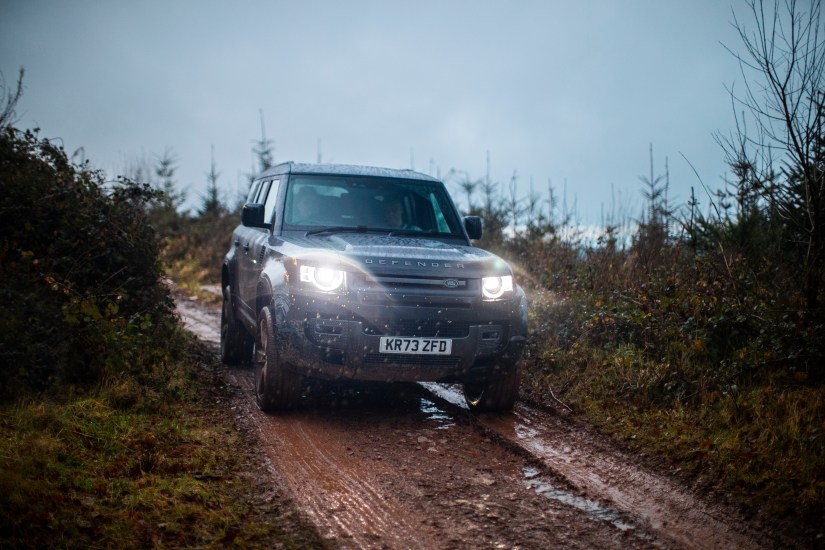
[358,274,471,290]
[363,320,470,338]
[363,354,461,368]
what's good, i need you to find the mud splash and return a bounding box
[418,397,456,430]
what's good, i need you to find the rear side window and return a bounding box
[246,179,281,225]
[246,180,263,204]
[254,180,271,204]
[263,179,280,223]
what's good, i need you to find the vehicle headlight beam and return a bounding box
[481,275,513,300]
[300,265,345,292]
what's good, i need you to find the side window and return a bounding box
[246,180,263,204]
[255,180,272,204]
[263,179,280,224]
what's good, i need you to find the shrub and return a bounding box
[0,127,176,397]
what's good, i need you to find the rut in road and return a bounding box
[229,369,659,549]
[231,373,440,549]
[177,289,768,549]
[424,384,765,550]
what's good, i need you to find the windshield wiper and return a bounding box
[305,225,388,236]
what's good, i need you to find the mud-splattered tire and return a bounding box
[220,285,253,366]
[463,363,520,412]
[254,306,304,412]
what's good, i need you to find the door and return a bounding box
[238,179,280,322]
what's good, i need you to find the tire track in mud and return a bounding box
[177,295,431,546]
[423,384,767,549]
[497,406,756,549]
[230,371,439,549]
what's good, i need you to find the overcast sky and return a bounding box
[1,1,749,225]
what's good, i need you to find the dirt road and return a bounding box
[176,290,769,549]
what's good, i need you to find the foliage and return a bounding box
[456,78,825,535]
[504,106,824,545]
[0,127,178,397]
[0,343,325,549]
[719,0,825,316]
[0,78,322,545]
[153,207,237,288]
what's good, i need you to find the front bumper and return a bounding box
[279,290,527,382]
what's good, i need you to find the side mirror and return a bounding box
[463,216,483,240]
[242,203,266,228]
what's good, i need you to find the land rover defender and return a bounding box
[221,162,527,412]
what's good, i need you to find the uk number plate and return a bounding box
[379,337,452,355]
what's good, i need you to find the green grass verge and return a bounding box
[521,289,825,540]
[0,341,324,549]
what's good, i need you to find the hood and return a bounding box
[280,233,510,277]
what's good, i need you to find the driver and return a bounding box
[384,196,421,231]
[292,186,323,224]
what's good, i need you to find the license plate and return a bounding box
[379,337,452,355]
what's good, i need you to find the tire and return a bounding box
[463,363,521,412]
[220,285,253,366]
[254,306,304,412]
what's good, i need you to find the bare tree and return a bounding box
[0,67,24,130]
[446,169,480,215]
[721,0,825,314]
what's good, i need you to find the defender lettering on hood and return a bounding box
[363,258,466,268]
[222,161,527,414]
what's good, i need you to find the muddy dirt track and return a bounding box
[177,290,773,549]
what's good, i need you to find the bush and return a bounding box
[154,208,237,286]
[0,127,177,397]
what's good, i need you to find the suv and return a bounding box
[221,162,527,412]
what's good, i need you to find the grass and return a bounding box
[520,289,825,539]
[0,342,325,549]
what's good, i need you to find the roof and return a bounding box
[259,161,441,183]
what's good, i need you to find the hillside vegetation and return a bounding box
[0,114,322,547]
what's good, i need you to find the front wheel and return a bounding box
[463,363,520,412]
[254,306,304,412]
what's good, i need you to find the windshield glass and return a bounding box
[283,175,464,236]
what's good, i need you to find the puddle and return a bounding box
[418,382,469,410]
[523,467,641,535]
[513,422,580,465]
[419,397,456,430]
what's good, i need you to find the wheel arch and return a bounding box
[256,278,274,319]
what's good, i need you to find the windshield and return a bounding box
[283,175,464,237]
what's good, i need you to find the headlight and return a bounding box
[481,275,513,300]
[300,265,345,292]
